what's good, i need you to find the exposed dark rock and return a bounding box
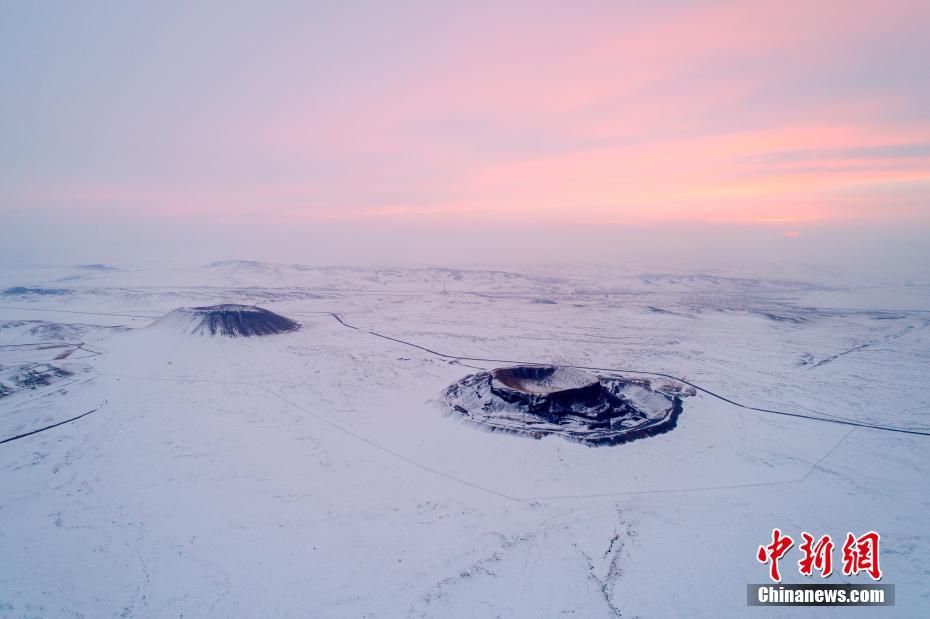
[2,287,70,296]
[870,314,906,320]
[490,366,605,421]
[77,263,117,270]
[444,365,690,446]
[154,304,300,337]
[0,363,75,398]
[754,311,807,324]
[18,364,73,389]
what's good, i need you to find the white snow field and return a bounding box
[1,262,928,617]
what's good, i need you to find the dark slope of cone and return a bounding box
[153,304,300,337]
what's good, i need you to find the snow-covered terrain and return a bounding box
[1,262,928,617]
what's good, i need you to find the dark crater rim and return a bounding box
[490,365,599,396]
[444,365,688,446]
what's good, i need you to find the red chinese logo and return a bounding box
[842,531,882,581]
[798,532,833,577]
[757,528,794,582]
[758,529,882,582]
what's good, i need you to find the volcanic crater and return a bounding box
[444,365,689,445]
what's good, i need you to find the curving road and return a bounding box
[327,313,930,437]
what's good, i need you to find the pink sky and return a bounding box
[2,1,929,267]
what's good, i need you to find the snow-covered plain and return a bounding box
[1,262,928,617]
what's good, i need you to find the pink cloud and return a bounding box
[8,1,930,230]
